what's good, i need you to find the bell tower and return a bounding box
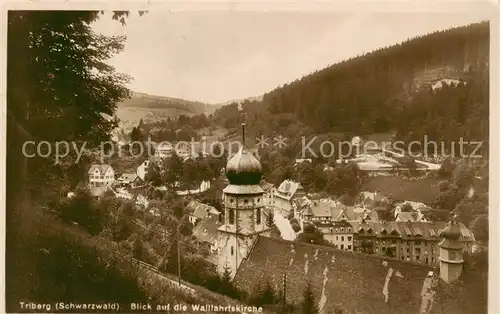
[438,216,464,283]
[217,123,270,279]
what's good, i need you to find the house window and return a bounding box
[416,256,420,261]
[256,209,261,224]
[336,236,338,240]
[341,228,344,232]
[415,241,421,245]
[341,244,344,250]
[341,236,344,241]
[348,236,352,241]
[229,209,235,224]
[231,246,234,255]
[348,245,352,250]
[330,228,334,234]
[415,248,421,254]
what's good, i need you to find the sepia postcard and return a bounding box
[2,2,499,314]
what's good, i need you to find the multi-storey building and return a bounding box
[350,220,475,266]
[88,164,115,187]
[260,181,276,207]
[315,220,355,251]
[274,179,306,215]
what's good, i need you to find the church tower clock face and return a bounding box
[216,123,271,279]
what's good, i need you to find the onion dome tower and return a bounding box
[438,215,464,283]
[217,123,270,279]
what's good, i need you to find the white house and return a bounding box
[260,181,276,206]
[136,159,150,181]
[88,164,115,187]
[274,180,306,215]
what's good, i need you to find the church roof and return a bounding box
[223,184,264,195]
[233,236,487,314]
[225,124,262,186]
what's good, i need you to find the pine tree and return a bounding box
[221,264,232,284]
[301,282,319,314]
[266,211,275,228]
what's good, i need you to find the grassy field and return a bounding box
[116,92,216,128]
[362,176,441,204]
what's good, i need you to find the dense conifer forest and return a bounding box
[215,21,489,156]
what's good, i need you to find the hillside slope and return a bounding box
[262,21,488,133]
[213,21,489,158]
[116,92,213,129]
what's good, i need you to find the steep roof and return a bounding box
[192,216,222,245]
[308,202,332,217]
[117,173,138,183]
[88,164,113,174]
[350,221,475,242]
[396,211,426,222]
[276,180,303,200]
[185,201,220,220]
[233,236,486,314]
[259,181,275,192]
[89,185,112,197]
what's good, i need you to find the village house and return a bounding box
[192,215,223,264]
[315,220,355,251]
[88,164,115,187]
[274,179,306,215]
[185,200,221,225]
[297,201,379,227]
[260,181,276,206]
[136,159,150,181]
[115,173,142,188]
[351,220,475,266]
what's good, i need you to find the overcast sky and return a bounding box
[91,10,490,104]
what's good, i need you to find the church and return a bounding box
[216,124,487,314]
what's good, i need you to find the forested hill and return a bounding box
[247,21,489,148]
